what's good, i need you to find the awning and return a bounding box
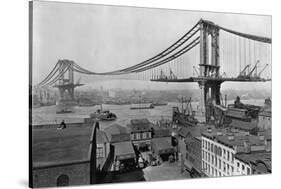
[113,141,136,161]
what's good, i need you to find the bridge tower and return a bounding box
[53,60,83,103]
[198,20,221,122]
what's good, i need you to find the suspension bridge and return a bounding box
[37,19,271,121]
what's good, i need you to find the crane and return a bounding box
[247,60,260,78]
[238,64,250,78]
[193,66,200,77]
[254,64,268,79]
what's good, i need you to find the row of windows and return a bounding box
[236,161,251,174]
[202,140,234,162]
[202,161,234,176]
[132,132,150,140]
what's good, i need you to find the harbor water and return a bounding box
[32,99,266,130]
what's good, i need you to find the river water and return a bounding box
[32,99,265,129]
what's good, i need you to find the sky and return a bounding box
[32,1,271,91]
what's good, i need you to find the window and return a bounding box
[140,133,143,139]
[231,153,234,163]
[211,144,214,152]
[242,165,245,171]
[227,151,230,161]
[97,147,103,158]
[223,162,226,172]
[247,167,250,175]
[57,175,69,187]
[231,166,234,173]
[215,157,217,167]
[219,159,221,169]
[237,162,240,167]
[212,155,214,164]
[219,147,222,157]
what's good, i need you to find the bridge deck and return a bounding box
[150,77,271,83]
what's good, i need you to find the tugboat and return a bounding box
[90,105,117,121]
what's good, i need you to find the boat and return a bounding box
[56,109,73,114]
[152,101,168,106]
[130,103,154,109]
[172,97,198,127]
[90,108,117,121]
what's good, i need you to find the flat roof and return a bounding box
[230,119,257,131]
[127,119,154,133]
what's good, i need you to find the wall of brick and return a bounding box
[32,162,90,188]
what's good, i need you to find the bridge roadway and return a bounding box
[151,77,271,83]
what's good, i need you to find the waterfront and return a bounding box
[32,99,266,127]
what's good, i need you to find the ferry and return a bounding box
[130,103,154,109]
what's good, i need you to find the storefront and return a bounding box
[151,137,175,161]
[113,141,137,172]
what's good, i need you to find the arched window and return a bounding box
[56,174,69,187]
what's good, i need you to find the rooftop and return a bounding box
[152,125,171,138]
[32,126,93,165]
[201,127,267,151]
[229,119,257,131]
[104,124,130,143]
[235,151,271,171]
[178,124,207,138]
[127,118,154,133]
[97,130,109,144]
[259,109,271,117]
[113,141,136,160]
